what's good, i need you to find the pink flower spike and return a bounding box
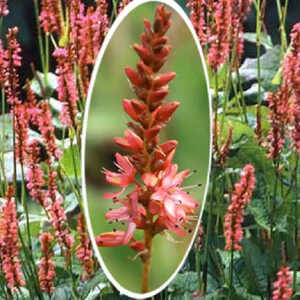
[38,232,55,294]
[0,186,25,289]
[272,265,293,300]
[224,164,255,251]
[0,0,9,16]
[114,130,144,153]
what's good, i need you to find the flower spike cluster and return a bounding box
[272,265,293,300]
[0,0,8,17]
[187,0,252,71]
[224,164,255,251]
[96,8,200,287]
[40,0,63,35]
[38,232,56,294]
[0,186,25,290]
[283,23,300,153]
[76,214,94,280]
[265,85,291,161]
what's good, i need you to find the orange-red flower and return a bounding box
[103,153,136,199]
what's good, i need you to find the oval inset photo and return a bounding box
[82,0,212,298]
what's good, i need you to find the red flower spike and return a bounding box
[125,67,145,87]
[76,214,94,280]
[0,0,8,17]
[26,141,46,206]
[122,99,147,122]
[272,265,293,300]
[133,44,153,65]
[14,103,29,164]
[282,23,300,153]
[153,72,176,88]
[152,101,180,124]
[38,232,55,294]
[0,186,25,290]
[114,130,144,153]
[38,101,62,161]
[224,164,255,251]
[5,27,22,106]
[100,7,199,292]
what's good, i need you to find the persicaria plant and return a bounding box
[95,5,200,293]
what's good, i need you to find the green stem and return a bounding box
[202,169,216,294]
[229,248,234,299]
[195,249,201,292]
[70,136,81,194]
[44,33,50,89]
[33,0,46,72]
[293,154,299,290]
[276,0,289,58]
[21,164,32,252]
[256,0,262,106]
[1,88,7,192]
[236,70,248,124]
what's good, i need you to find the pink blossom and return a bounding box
[49,197,74,262]
[0,40,7,86]
[0,186,25,289]
[224,164,255,251]
[76,214,94,280]
[103,153,136,199]
[26,141,46,206]
[118,0,131,14]
[272,265,293,300]
[282,23,300,152]
[5,27,21,106]
[40,0,62,34]
[265,85,291,160]
[0,0,8,16]
[38,232,55,294]
[53,47,79,128]
[38,101,62,161]
[14,103,29,164]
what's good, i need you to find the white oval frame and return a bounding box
[82,0,212,298]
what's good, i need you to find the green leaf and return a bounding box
[59,143,81,178]
[51,283,72,300]
[239,46,281,91]
[248,198,270,232]
[221,117,275,187]
[168,271,199,298]
[31,72,58,98]
[64,193,79,215]
[19,213,47,237]
[243,32,273,49]
[81,269,111,299]
[239,238,269,295]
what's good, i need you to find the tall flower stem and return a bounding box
[229,248,234,299]
[33,0,46,73]
[20,164,32,252]
[142,227,153,293]
[1,88,7,192]
[202,169,216,294]
[293,154,299,290]
[255,0,262,106]
[276,0,289,58]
